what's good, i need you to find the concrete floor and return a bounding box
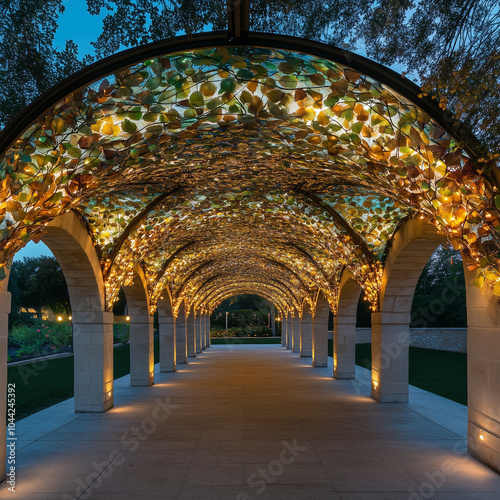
[4,345,500,499]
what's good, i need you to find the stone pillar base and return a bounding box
[73,311,114,413]
[130,315,154,387]
[0,291,11,482]
[370,313,409,403]
[333,317,356,380]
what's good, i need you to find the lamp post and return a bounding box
[225,311,228,331]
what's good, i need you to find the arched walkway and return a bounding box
[1,1,500,482]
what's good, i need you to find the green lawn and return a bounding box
[328,340,467,405]
[210,337,282,345]
[8,339,159,420]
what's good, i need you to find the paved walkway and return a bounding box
[4,345,500,499]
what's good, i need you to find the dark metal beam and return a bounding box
[227,0,250,40]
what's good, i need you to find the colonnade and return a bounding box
[1,216,500,480]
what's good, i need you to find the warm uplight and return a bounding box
[69,316,72,321]
[480,433,485,441]
[108,391,111,398]
[57,316,63,322]
[126,316,130,321]
[373,381,378,389]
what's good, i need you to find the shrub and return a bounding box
[113,323,130,343]
[210,325,274,337]
[210,329,236,338]
[247,325,273,337]
[9,319,73,359]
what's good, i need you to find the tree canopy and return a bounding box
[8,256,70,323]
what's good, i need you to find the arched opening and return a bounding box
[41,214,113,413]
[372,218,446,403]
[210,294,275,338]
[122,265,154,386]
[334,270,363,379]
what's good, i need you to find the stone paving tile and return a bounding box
[2,345,500,499]
[211,484,341,499]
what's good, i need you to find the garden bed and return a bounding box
[210,337,282,344]
[7,319,130,362]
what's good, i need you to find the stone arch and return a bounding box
[42,211,113,413]
[43,211,106,314]
[122,264,154,386]
[334,269,363,379]
[372,218,446,402]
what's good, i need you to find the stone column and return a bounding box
[129,313,154,386]
[281,314,287,346]
[333,315,356,379]
[287,315,293,349]
[206,314,211,347]
[271,304,276,335]
[300,303,313,357]
[196,311,202,353]
[371,312,409,403]
[465,268,500,473]
[73,311,114,412]
[0,290,11,482]
[292,312,301,353]
[186,309,196,357]
[201,313,206,350]
[334,276,361,379]
[158,298,176,372]
[371,220,444,403]
[176,301,187,364]
[312,294,329,367]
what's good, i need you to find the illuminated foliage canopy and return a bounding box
[1,43,499,315]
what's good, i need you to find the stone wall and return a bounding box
[408,328,467,353]
[329,328,467,353]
